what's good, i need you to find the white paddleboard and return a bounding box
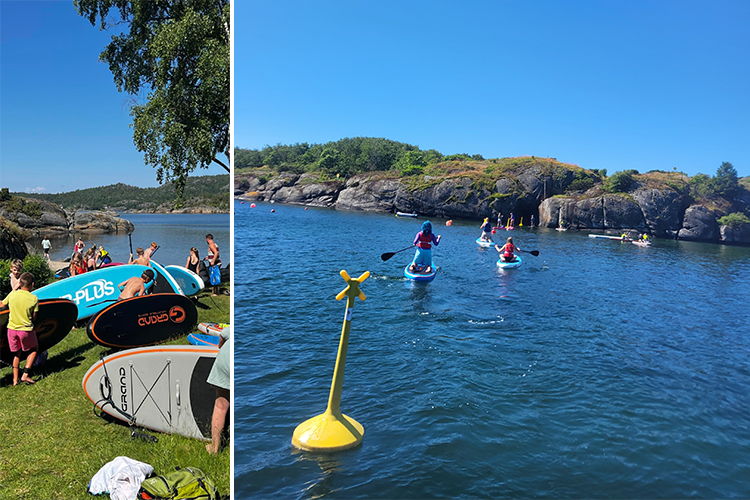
[82,345,219,440]
[165,265,205,296]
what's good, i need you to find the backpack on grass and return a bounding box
[137,467,219,500]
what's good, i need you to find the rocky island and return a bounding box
[235,154,750,245]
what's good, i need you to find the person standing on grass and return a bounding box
[206,327,230,454]
[9,259,23,291]
[1,272,39,385]
[205,234,221,296]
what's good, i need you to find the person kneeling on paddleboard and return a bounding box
[409,221,441,274]
[495,237,521,263]
[117,269,155,300]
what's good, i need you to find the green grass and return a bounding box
[0,287,231,499]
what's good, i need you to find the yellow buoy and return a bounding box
[292,270,369,452]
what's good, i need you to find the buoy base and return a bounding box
[292,410,364,452]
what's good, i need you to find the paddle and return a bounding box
[381,245,416,262]
[518,249,540,256]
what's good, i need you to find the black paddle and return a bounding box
[518,249,540,256]
[381,245,416,262]
[494,244,540,257]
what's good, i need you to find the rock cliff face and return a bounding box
[1,197,134,236]
[235,168,750,245]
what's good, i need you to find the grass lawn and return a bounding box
[0,288,231,499]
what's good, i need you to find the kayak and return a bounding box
[497,255,522,269]
[404,265,437,282]
[476,238,495,248]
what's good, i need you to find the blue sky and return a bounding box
[235,0,750,178]
[0,1,228,194]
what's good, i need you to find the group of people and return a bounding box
[115,233,222,300]
[68,238,113,277]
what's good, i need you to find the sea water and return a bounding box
[234,200,750,499]
[28,213,229,267]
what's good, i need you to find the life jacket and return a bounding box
[417,231,433,249]
[503,243,515,258]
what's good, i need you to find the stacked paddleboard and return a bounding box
[1,299,78,363]
[82,345,219,441]
[87,293,198,349]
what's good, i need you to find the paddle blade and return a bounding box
[381,252,396,261]
[529,250,540,256]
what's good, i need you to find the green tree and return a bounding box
[603,169,638,193]
[713,161,739,197]
[74,0,230,202]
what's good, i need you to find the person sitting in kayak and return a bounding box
[479,218,493,241]
[495,237,521,263]
[409,220,441,274]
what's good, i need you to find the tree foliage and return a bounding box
[690,162,740,201]
[603,169,638,193]
[74,0,230,201]
[717,212,750,229]
[17,175,229,211]
[235,138,454,178]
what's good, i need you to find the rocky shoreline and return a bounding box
[235,165,750,245]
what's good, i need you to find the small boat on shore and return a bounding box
[396,212,418,218]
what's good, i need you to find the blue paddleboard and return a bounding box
[476,238,494,248]
[34,265,152,321]
[165,265,204,296]
[404,264,437,282]
[188,333,221,347]
[497,255,522,269]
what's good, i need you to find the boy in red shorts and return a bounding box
[1,272,39,385]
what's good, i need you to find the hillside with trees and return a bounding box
[236,138,749,244]
[15,175,230,212]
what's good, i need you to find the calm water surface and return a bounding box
[234,200,750,499]
[28,213,229,267]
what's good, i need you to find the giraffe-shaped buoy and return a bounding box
[292,270,369,452]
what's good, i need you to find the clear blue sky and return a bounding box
[235,0,750,178]
[0,1,228,194]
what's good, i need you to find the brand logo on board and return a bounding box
[61,279,116,305]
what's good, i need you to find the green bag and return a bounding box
[137,466,220,500]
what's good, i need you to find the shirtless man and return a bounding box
[128,247,151,267]
[117,269,155,300]
[205,233,221,296]
[144,241,159,259]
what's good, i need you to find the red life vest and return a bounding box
[417,231,433,249]
[503,243,515,258]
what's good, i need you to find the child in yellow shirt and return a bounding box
[2,272,39,385]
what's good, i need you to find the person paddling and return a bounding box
[409,221,441,274]
[495,237,522,263]
[479,218,493,242]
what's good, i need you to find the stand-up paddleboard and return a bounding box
[1,299,78,363]
[82,345,218,441]
[395,212,418,218]
[87,293,198,349]
[198,322,230,335]
[497,255,523,269]
[187,333,220,347]
[150,260,183,295]
[404,265,437,282]
[632,240,652,247]
[164,265,204,296]
[476,238,495,248]
[589,234,630,241]
[34,265,152,321]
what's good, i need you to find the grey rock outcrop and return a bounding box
[678,205,719,241]
[720,224,750,244]
[73,212,134,234]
